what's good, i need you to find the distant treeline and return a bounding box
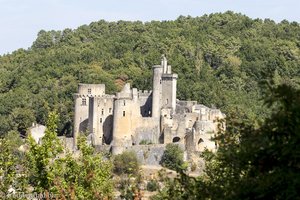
[0,11,299,136]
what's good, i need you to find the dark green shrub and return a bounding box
[139,139,153,145]
[160,144,185,171]
[113,151,139,175]
[191,162,197,172]
[147,180,159,192]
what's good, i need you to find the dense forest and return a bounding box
[0,11,300,137]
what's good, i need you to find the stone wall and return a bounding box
[112,144,166,166]
[134,117,160,144]
[89,96,114,145]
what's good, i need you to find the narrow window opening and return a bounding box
[123,111,126,117]
[82,98,86,106]
[109,108,112,113]
[100,118,102,123]
[123,100,126,106]
[201,124,204,131]
[101,109,104,115]
[88,88,91,94]
[198,138,204,144]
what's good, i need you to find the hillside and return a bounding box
[0,11,299,136]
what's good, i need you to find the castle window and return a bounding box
[88,88,91,94]
[123,111,126,117]
[100,118,102,123]
[82,98,86,106]
[201,124,204,131]
[123,100,126,106]
[101,109,104,115]
[160,79,162,84]
[109,108,112,113]
[198,138,204,144]
[166,99,169,104]
[172,137,180,143]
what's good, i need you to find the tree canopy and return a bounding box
[1,12,300,136]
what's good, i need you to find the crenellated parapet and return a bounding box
[138,90,151,95]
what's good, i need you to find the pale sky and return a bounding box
[0,0,299,55]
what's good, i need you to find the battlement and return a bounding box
[177,100,197,106]
[74,93,107,98]
[116,92,132,99]
[77,83,105,96]
[162,73,178,79]
[138,90,152,97]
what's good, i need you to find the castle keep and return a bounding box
[74,56,225,155]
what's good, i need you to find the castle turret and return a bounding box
[112,83,142,154]
[112,98,133,147]
[162,55,168,74]
[151,64,163,118]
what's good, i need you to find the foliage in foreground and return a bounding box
[113,151,143,199]
[0,112,113,200]
[55,136,113,199]
[0,131,26,199]
[153,84,300,200]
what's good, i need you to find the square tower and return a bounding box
[160,56,178,112]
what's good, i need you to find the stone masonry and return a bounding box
[73,56,225,164]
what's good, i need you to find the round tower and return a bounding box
[152,65,163,118]
[73,94,80,146]
[112,98,133,147]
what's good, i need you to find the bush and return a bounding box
[160,144,185,171]
[139,139,153,145]
[147,180,160,192]
[113,151,139,175]
[190,162,197,172]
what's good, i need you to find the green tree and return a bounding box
[202,84,300,199]
[113,150,140,176]
[9,108,35,136]
[0,131,26,199]
[26,112,113,199]
[51,136,113,199]
[73,136,113,199]
[113,151,142,200]
[160,144,185,171]
[26,111,63,199]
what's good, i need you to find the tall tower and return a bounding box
[161,57,178,112]
[73,84,105,148]
[151,60,163,118]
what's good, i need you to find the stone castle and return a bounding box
[73,56,225,157]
